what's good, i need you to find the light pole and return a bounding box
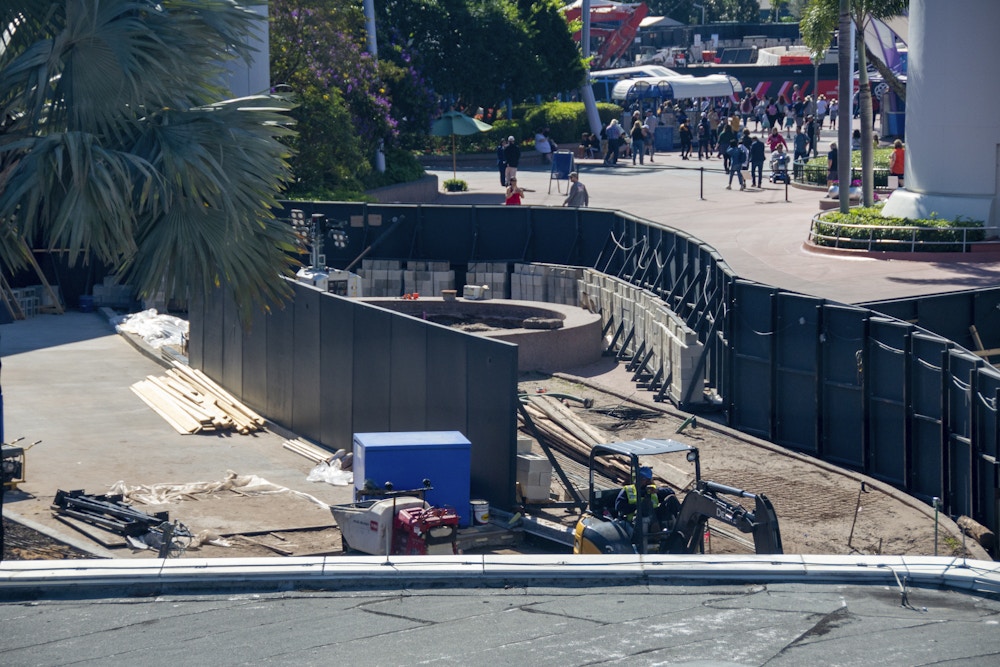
[362,0,385,173]
[692,3,705,26]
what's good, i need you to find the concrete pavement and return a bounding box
[428,128,1000,306]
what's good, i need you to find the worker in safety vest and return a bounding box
[614,466,675,523]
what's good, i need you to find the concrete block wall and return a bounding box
[467,262,510,299]
[579,269,706,406]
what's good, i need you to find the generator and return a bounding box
[296,267,363,297]
[1,440,35,491]
[392,506,460,555]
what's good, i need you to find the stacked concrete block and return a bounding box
[511,263,582,305]
[582,269,706,406]
[93,276,134,309]
[516,452,552,502]
[360,259,404,297]
[466,262,509,299]
[403,261,455,296]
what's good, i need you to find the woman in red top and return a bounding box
[890,139,905,188]
[766,126,787,152]
[505,178,525,205]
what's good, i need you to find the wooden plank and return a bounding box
[130,381,201,434]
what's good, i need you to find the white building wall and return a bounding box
[881,0,1000,232]
[224,4,270,97]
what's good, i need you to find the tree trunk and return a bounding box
[856,25,875,207]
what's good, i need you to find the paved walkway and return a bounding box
[428,125,1000,306]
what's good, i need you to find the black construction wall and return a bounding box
[190,279,518,510]
[188,203,1000,541]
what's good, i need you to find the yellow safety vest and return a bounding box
[623,483,660,520]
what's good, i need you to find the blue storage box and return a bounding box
[353,431,472,526]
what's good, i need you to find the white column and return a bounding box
[881,0,1000,234]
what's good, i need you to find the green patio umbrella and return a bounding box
[430,110,493,180]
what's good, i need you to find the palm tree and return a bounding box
[802,0,907,207]
[0,0,299,320]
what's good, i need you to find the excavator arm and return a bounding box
[660,480,783,555]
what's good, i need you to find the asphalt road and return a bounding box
[2,579,999,666]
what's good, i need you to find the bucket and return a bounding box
[471,499,489,525]
[78,295,94,313]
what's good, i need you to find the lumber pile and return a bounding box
[130,364,266,435]
[282,438,353,470]
[518,394,628,483]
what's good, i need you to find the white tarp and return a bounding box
[611,74,738,101]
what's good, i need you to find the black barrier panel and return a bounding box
[187,290,205,370]
[973,290,1000,353]
[351,206,419,265]
[200,287,225,382]
[221,294,244,400]
[731,281,774,439]
[947,351,981,517]
[465,334,518,507]
[319,295,355,450]
[265,297,296,428]
[775,293,821,453]
[910,333,948,499]
[470,206,533,261]
[291,284,322,437]
[351,305,393,433]
[388,313,429,432]
[412,206,477,263]
[920,295,977,353]
[241,300,270,417]
[867,318,908,485]
[576,209,622,268]
[978,368,1000,460]
[425,329,468,430]
[523,206,586,265]
[821,305,867,468]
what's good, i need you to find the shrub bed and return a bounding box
[812,204,986,252]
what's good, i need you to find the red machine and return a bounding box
[563,1,648,70]
[392,506,460,555]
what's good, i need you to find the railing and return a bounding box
[793,160,890,188]
[808,213,988,252]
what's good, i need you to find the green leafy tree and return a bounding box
[377,0,583,110]
[0,0,298,319]
[801,0,907,206]
[271,0,403,195]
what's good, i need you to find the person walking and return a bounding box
[678,121,692,160]
[503,136,520,184]
[603,119,623,165]
[804,115,818,157]
[562,172,589,207]
[644,110,658,162]
[766,126,787,153]
[630,119,646,165]
[793,127,809,179]
[697,112,711,160]
[496,137,508,186]
[726,139,747,190]
[749,135,766,188]
[890,139,905,188]
[827,141,838,184]
[717,123,735,171]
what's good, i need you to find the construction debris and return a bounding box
[130,363,265,435]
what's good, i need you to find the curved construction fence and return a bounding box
[188,201,1000,543]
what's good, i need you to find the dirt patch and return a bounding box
[520,371,986,559]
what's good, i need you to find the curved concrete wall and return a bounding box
[882,0,1000,231]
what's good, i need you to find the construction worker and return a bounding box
[614,466,675,523]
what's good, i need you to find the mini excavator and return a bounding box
[573,439,783,555]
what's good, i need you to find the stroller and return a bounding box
[769,151,791,184]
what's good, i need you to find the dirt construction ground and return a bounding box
[0,314,990,562]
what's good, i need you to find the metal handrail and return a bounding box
[808,213,987,252]
[793,160,891,187]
